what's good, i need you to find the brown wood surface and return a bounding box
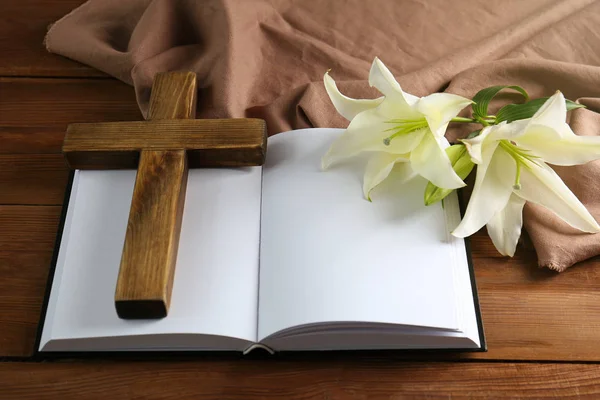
[0,77,140,356]
[0,0,103,77]
[0,206,62,357]
[112,72,198,319]
[114,149,188,319]
[63,119,268,169]
[2,361,600,399]
[148,72,198,120]
[2,1,600,396]
[0,77,142,131]
[0,154,69,205]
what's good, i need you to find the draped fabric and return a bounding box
[45,0,600,271]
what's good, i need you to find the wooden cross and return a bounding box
[62,72,267,319]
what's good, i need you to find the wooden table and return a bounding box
[2,1,600,398]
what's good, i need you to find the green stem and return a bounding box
[450,117,477,123]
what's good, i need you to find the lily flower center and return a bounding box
[498,140,539,190]
[382,118,429,146]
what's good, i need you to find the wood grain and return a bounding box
[0,0,103,77]
[148,72,198,120]
[114,150,188,319]
[63,119,268,169]
[0,77,141,356]
[0,206,62,357]
[2,361,600,399]
[113,72,196,319]
[0,128,66,154]
[0,78,141,130]
[0,154,69,205]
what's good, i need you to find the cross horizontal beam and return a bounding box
[63,119,267,169]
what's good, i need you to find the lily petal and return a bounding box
[321,106,427,169]
[362,152,408,200]
[488,119,530,142]
[529,91,567,129]
[462,120,530,165]
[516,133,600,166]
[410,132,466,189]
[515,161,600,233]
[368,57,418,110]
[486,194,526,257]
[452,146,515,237]
[388,159,417,184]
[324,72,384,121]
[320,110,392,169]
[461,125,495,164]
[417,93,473,137]
[522,91,572,140]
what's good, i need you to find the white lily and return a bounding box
[322,57,472,200]
[452,91,600,256]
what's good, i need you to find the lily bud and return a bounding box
[424,144,474,206]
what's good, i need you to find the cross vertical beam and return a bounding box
[115,72,196,319]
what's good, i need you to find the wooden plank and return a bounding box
[114,72,198,319]
[2,361,600,398]
[0,0,104,77]
[0,206,62,357]
[115,150,188,319]
[0,78,141,134]
[0,154,69,205]
[0,128,65,155]
[465,232,600,361]
[148,72,198,120]
[63,119,268,169]
[0,77,141,156]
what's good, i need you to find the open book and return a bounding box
[38,128,484,354]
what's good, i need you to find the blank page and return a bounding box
[258,128,464,341]
[41,167,262,350]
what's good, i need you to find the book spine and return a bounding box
[243,343,275,355]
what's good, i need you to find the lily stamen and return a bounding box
[382,119,428,146]
[514,162,522,190]
[498,140,538,190]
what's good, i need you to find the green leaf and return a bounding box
[424,144,475,206]
[495,97,585,123]
[471,85,529,120]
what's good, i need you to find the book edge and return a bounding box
[33,170,76,357]
[457,192,487,352]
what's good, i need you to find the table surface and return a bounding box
[2,1,600,398]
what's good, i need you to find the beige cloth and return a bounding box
[44,0,600,271]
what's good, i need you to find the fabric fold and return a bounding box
[44,0,600,271]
